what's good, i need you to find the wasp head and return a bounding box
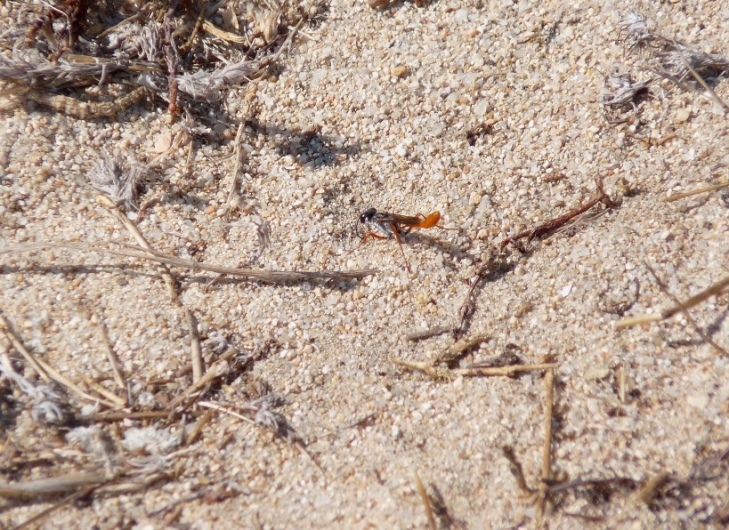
[359,208,377,224]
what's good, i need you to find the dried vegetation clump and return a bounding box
[0,1,338,524]
[0,0,325,119]
[603,12,729,113]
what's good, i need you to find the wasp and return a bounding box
[356,208,443,271]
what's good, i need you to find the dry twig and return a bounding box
[663,181,729,202]
[631,472,671,505]
[98,195,181,302]
[1,313,117,408]
[500,183,614,249]
[0,312,51,382]
[624,265,728,356]
[11,486,97,530]
[185,410,213,446]
[2,241,376,284]
[455,251,508,337]
[168,346,238,410]
[226,122,247,210]
[406,326,452,342]
[96,317,128,400]
[0,472,106,500]
[198,400,321,473]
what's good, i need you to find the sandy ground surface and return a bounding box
[1,0,729,528]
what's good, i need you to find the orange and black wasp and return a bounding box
[356,208,444,271]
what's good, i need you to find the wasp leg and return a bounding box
[390,224,412,272]
[361,232,388,244]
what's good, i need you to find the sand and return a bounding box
[1,0,728,528]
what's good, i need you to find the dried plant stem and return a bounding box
[536,369,555,524]
[198,400,255,425]
[96,318,128,399]
[663,181,729,202]
[0,313,51,382]
[415,472,437,530]
[95,472,168,495]
[186,309,203,383]
[406,326,452,341]
[96,13,141,39]
[226,122,246,210]
[185,410,213,446]
[455,252,504,337]
[3,241,376,284]
[642,266,727,355]
[264,17,306,68]
[12,486,97,530]
[677,52,729,112]
[99,168,180,303]
[41,360,119,408]
[202,20,247,44]
[80,374,127,407]
[632,472,671,505]
[88,411,171,421]
[198,401,321,474]
[180,4,207,54]
[617,274,729,331]
[392,358,556,379]
[1,312,117,407]
[500,183,614,249]
[168,347,238,409]
[0,472,105,500]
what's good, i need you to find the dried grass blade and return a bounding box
[617,274,729,329]
[97,153,180,302]
[97,318,128,397]
[0,313,52,382]
[415,472,437,530]
[677,52,729,112]
[187,309,203,383]
[663,181,729,202]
